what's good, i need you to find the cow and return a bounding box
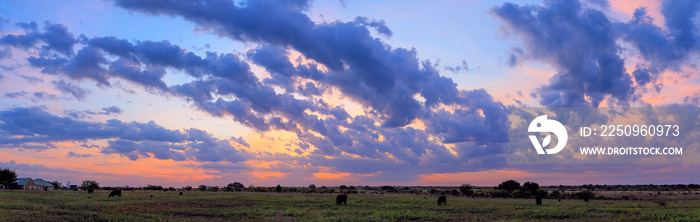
[87,188,94,193]
[179,191,183,196]
[336,194,347,205]
[108,190,122,197]
[437,195,447,205]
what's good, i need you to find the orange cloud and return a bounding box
[250,171,287,179]
[313,171,351,179]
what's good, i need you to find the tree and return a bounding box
[308,184,316,189]
[496,180,521,193]
[0,168,17,190]
[227,182,245,191]
[79,180,99,190]
[522,182,540,196]
[339,185,348,190]
[549,190,562,199]
[580,189,594,202]
[49,181,62,189]
[183,186,193,191]
[459,183,474,197]
[275,184,282,192]
[198,185,207,191]
[535,189,548,205]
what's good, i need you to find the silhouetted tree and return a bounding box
[145,185,164,191]
[183,186,193,191]
[198,185,207,191]
[535,189,547,205]
[308,184,316,189]
[49,181,62,189]
[496,180,521,193]
[79,180,99,190]
[349,186,356,190]
[549,190,562,199]
[522,182,540,196]
[580,189,594,202]
[0,168,17,190]
[275,184,282,192]
[227,182,245,191]
[459,183,474,197]
[339,185,348,190]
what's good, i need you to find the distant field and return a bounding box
[1,190,699,221]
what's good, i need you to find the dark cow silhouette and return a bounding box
[108,190,122,197]
[87,188,94,193]
[179,191,183,196]
[437,195,447,205]
[336,194,347,205]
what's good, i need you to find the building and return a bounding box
[15,178,54,190]
[33,178,54,190]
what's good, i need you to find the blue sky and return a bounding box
[0,0,698,187]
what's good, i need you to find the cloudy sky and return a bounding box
[0,0,698,187]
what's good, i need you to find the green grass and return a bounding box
[0,191,699,221]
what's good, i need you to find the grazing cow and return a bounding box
[108,190,122,197]
[87,188,94,194]
[179,191,183,196]
[336,194,347,205]
[437,195,447,205]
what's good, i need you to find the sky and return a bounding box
[0,0,698,188]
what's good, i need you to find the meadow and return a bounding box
[0,190,699,221]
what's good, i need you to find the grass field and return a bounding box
[1,190,699,221]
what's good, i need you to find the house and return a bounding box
[16,178,38,190]
[15,178,54,190]
[33,178,54,190]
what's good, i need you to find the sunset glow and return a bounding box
[0,0,698,188]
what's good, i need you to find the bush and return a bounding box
[549,190,562,198]
[512,190,529,198]
[578,190,594,202]
[459,184,474,197]
[497,180,521,193]
[491,189,511,198]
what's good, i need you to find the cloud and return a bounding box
[493,0,700,107]
[52,79,89,100]
[0,106,185,145]
[0,21,76,56]
[0,106,251,163]
[67,151,92,158]
[0,0,515,182]
[112,0,487,128]
[618,2,700,89]
[354,16,393,37]
[491,0,636,107]
[102,106,123,115]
